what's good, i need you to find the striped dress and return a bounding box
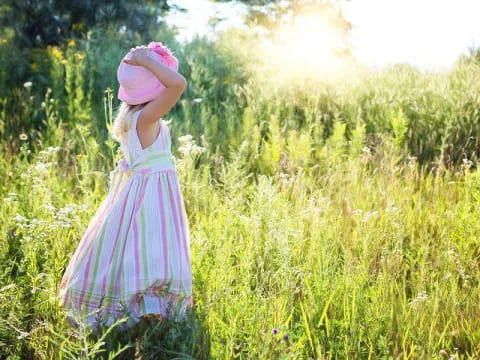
[58,109,193,331]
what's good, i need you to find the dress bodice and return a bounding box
[108,109,176,194]
[119,109,172,165]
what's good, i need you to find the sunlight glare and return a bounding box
[259,11,355,86]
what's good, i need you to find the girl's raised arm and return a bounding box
[123,48,187,125]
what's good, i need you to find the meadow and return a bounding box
[1,25,480,359]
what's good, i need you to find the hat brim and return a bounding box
[118,83,165,105]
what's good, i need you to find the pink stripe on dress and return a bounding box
[158,176,169,287]
[132,178,150,290]
[100,178,146,296]
[167,175,191,280]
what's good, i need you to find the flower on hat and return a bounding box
[146,41,179,72]
[147,41,173,57]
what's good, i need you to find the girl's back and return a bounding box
[120,108,172,162]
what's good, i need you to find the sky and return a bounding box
[165,0,480,71]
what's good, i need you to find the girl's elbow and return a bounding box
[166,76,187,93]
[176,76,187,90]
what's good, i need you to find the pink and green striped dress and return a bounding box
[58,108,193,330]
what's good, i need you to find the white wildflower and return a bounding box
[177,135,206,157]
[40,203,57,214]
[33,162,50,176]
[385,200,399,214]
[178,134,193,144]
[15,214,30,230]
[461,158,473,170]
[362,210,378,223]
[38,146,60,159]
[408,290,428,307]
[52,203,87,230]
[23,81,32,89]
[15,213,28,224]
[4,197,18,205]
[278,172,291,184]
[30,218,47,227]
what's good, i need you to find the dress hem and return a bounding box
[60,285,194,332]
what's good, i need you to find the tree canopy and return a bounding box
[211,0,351,34]
[0,0,173,48]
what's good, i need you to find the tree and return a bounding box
[0,0,175,48]
[210,0,352,57]
[211,0,351,32]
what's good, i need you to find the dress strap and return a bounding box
[130,109,142,132]
[160,120,171,149]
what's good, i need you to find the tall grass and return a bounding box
[0,25,479,359]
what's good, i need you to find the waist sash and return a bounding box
[108,151,176,194]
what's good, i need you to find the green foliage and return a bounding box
[349,115,367,158]
[325,117,347,160]
[390,107,409,150]
[0,0,169,48]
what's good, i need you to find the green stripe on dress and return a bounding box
[140,205,149,282]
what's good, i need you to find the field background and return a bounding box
[1,1,480,359]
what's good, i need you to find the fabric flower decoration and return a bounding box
[147,41,178,71]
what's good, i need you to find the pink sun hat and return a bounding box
[117,41,179,105]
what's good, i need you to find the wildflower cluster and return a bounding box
[47,45,67,65]
[12,201,89,258]
[384,199,399,214]
[4,192,18,205]
[361,210,378,223]
[278,172,293,185]
[271,327,289,342]
[177,135,206,157]
[19,146,61,188]
[14,214,49,244]
[446,248,471,285]
[301,196,330,218]
[351,208,380,223]
[40,202,90,230]
[268,326,291,357]
[408,290,429,307]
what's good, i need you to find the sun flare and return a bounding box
[259,10,355,85]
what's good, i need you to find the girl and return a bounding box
[58,42,193,332]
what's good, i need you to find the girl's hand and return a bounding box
[122,46,154,66]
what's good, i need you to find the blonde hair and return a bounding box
[110,101,146,143]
